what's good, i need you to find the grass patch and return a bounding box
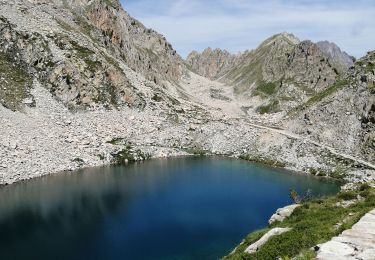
[308,166,347,180]
[330,166,347,180]
[111,147,136,164]
[256,100,280,114]
[337,191,357,201]
[0,54,32,111]
[359,183,371,191]
[185,147,209,156]
[103,0,115,7]
[225,185,375,259]
[73,14,97,40]
[111,146,150,165]
[356,56,375,73]
[240,154,286,168]
[254,81,279,96]
[225,228,270,258]
[288,78,349,116]
[70,40,101,72]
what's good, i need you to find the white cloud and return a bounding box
[123,0,375,58]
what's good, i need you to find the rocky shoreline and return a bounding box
[0,0,373,187]
[1,81,374,186]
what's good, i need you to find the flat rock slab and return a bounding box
[245,227,291,254]
[317,208,375,260]
[269,204,300,224]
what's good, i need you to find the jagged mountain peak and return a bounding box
[261,32,301,46]
[316,40,355,69]
[186,47,241,80]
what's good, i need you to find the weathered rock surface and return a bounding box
[0,0,183,110]
[316,209,375,259]
[245,227,291,253]
[186,48,244,80]
[287,50,375,171]
[187,33,351,115]
[317,40,355,70]
[0,0,374,187]
[268,204,300,224]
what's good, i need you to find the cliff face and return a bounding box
[186,33,353,114]
[317,40,355,70]
[1,0,374,187]
[288,50,375,164]
[186,48,244,80]
[0,0,184,110]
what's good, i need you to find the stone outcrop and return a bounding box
[245,227,291,253]
[186,48,244,80]
[0,0,183,110]
[0,0,374,188]
[268,204,300,224]
[317,40,355,70]
[316,209,375,259]
[187,33,352,114]
[287,50,375,168]
[224,34,345,113]
[0,2,375,258]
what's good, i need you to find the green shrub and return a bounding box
[240,154,286,168]
[360,190,370,198]
[330,166,347,179]
[288,79,349,116]
[257,100,280,114]
[0,54,32,111]
[185,147,208,156]
[359,183,371,191]
[225,185,375,259]
[255,81,278,95]
[337,191,357,201]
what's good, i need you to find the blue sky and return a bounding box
[121,0,375,58]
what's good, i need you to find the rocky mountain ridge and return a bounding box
[186,33,355,114]
[0,0,374,187]
[317,40,355,70]
[287,50,375,165]
[0,0,184,110]
[186,47,245,80]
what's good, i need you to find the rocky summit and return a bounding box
[0,0,374,189]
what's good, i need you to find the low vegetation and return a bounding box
[308,165,347,180]
[111,145,150,165]
[288,79,349,116]
[239,154,286,168]
[185,147,210,156]
[70,40,101,72]
[254,81,279,96]
[256,100,280,114]
[225,184,375,259]
[0,54,32,111]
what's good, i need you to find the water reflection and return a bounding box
[0,157,340,260]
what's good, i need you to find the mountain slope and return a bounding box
[186,48,244,80]
[0,0,184,110]
[186,33,353,114]
[317,40,355,70]
[286,50,375,165]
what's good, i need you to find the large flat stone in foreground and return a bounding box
[317,209,375,260]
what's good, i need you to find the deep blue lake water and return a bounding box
[0,157,340,260]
